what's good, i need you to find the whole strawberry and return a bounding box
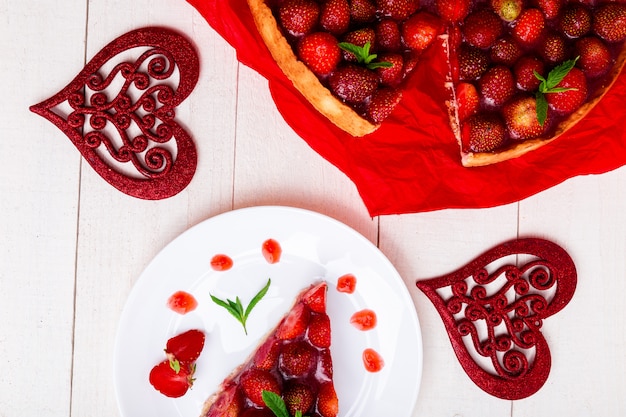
[375,19,402,52]
[350,0,377,23]
[298,32,342,76]
[504,95,550,140]
[402,11,444,52]
[478,65,515,107]
[462,9,503,49]
[366,87,402,123]
[540,32,567,65]
[317,382,339,417]
[575,36,612,78]
[435,0,470,23]
[375,53,404,86]
[593,4,626,43]
[328,65,379,103]
[240,369,281,407]
[458,44,489,81]
[462,113,507,153]
[376,0,419,21]
[535,0,562,20]
[283,382,315,416]
[278,0,320,37]
[512,8,545,46]
[320,0,351,35]
[490,36,522,66]
[490,0,523,22]
[341,28,376,62]
[559,4,591,39]
[545,67,588,114]
[514,55,545,91]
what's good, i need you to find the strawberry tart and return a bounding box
[200,281,339,417]
[246,0,626,166]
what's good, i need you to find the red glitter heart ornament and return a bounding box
[416,238,577,400]
[30,27,199,199]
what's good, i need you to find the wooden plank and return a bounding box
[69,1,238,416]
[0,0,87,416]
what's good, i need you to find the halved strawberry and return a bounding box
[298,32,342,76]
[278,0,320,37]
[593,4,626,43]
[318,348,334,379]
[149,359,195,398]
[284,382,315,416]
[279,340,317,377]
[545,67,588,114]
[575,36,612,78]
[462,9,503,49]
[478,65,515,107]
[308,313,331,348]
[165,329,205,364]
[240,368,281,407]
[503,95,550,140]
[366,88,403,123]
[512,8,545,46]
[401,11,444,52]
[277,302,310,339]
[302,282,327,313]
[206,384,243,417]
[253,337,281,370]
[317,382,339,417]
[455,82,480,122]
[320,0,350,35]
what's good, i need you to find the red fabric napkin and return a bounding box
[187,0,626,216]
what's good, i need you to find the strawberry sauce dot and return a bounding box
[262,238,282,264]
[210,254,233,271]
[350,309,377,331]
[363,348,385,373]
[336,273,356,293]
[167,291,198,315]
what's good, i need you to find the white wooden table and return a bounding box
[2,1,626,416]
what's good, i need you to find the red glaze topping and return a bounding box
[262,238,282,264]
[167,291,198,315]
[210,254,234,271]
[350,309,377,331]
[336,273,356,293]
[362,348,385,373]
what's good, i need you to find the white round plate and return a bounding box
[114,206,422,417]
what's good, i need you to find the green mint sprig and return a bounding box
[262,390,309,417]
[338,42,392,70]
[210,278,271,335]
[534,56,579,126]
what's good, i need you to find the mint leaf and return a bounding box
[545,57,578,90]
[263,391,290,417]
[535,91,549,127]
[210,278,271,335]
[338,42,392,70]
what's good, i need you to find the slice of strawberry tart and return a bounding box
[200,281,339,417]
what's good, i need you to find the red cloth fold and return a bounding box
[188,0,626,216]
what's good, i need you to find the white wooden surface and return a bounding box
[2,1,625,416]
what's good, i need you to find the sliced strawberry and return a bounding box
[279,340,317,377]
[366,87,402,124]
[328,65,379,104]
[149,359,195,398]
[458,44,489,81]
[576,36,612,78]
[206,384,243,417]
[462,9,503,49]
[278,0,320,37]
[545,67,588,114]
[401,11,444,52]
[298,32,342,76]
[316,382,339,417]
[320,0,350,35]
[461,113,507,153]
[593,4,626,43]
[559,4,591,39]
[253,337,281,371]
[478,65,515,108]
[349,0,376,24]
[308,313,331,348]
[240,368,281,407]
[512,8,545,46]
[513,55,545,91]
[503,95,550,140]
[490,0,523,22]
[375,0,419,21]
[375,19,402,52]
[302,282,327,313]
[277,302,310,339]
[435,0,470,23]
[318,348,334,379]
[455,82,479,122]
[165,329,206,364]
[284,382,315,416]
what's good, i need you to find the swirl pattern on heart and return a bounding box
[30,27,199,199]
[417,238,577,400]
